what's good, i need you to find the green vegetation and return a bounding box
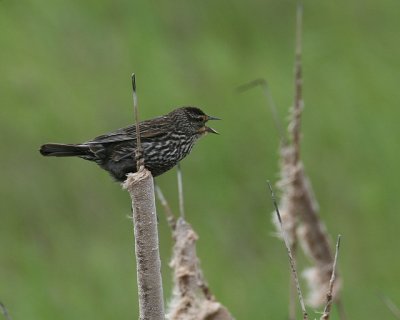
[1,0,399,318]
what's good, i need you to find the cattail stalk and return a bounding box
[274,4,342,308]
[124,170,165,320]
[156,183,233,320]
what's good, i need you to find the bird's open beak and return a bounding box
[201,114,220,134]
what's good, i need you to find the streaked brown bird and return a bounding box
[39,106,220,181]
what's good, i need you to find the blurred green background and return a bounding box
[1,0,399,319]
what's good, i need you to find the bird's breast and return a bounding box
[142,134,197,165]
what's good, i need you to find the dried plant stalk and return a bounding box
[155,184,176,229]
[278,146,342,307]
[155,185,233,320]
[269,182,308,320]
[273,4,342,308]
[321,235,341,320]
[124,74,165,320]
[167,218,233,320]
[124,170,165,320]
[177,163,185,218]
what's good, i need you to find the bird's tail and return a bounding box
[39,143,90,157]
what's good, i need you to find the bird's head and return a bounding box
[170,106,220,137]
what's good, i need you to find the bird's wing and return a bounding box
[86,116,169,145]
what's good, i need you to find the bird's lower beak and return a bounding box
[198,126,219,135]
[205,126,219,134]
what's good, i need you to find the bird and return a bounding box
[39,106,220,182]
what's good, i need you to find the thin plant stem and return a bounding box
[177,163,185,218]
[267,181,308,320]
[292,2,303,164]
[131,73,144,170]
[289,242,298,320]
[321,235,342,320]
[155,184,176,229]
[0,302,12,320]
[380,295,400,319]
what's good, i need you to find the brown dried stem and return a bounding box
[167,218,233,320]
[132,74,144,170]
[321,235,341,320]
[156,179,233,320]
[155,184,177,229]
[123,74,165,320]
[274,3,342,308]
[288,242,298,320]
[292,3,303,165]
[268,181,308,320]
[177,163,185,218]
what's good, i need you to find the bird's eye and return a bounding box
[190,115,205,122]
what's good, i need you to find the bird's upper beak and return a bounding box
[206,115,221,121]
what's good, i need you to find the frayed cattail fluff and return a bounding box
[273,135,341,308]
[167,218,233,320]
[303,267,342,308]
